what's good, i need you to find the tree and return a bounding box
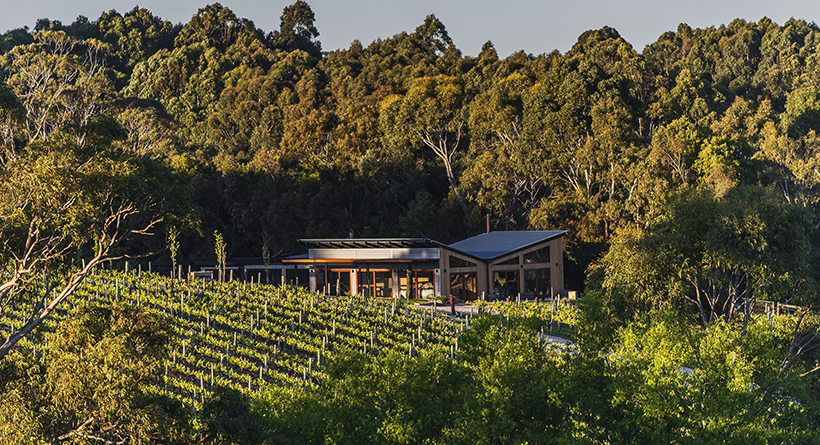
[0,25,193,359]
[214,230,226,282]
[381,75,469,213]
[457,314,566,444]
[0,303,189,443]
[0,82,24,165]
[0,120,189,359]
[603,315,820,443]
[115,98,178,157]
[198,387,266,444]
[463,70,545,229]
[256,346,467,444]
[173,3,249,51]
[596,186,815,326]
[269,1,321,58]
[0,30,113,153]
[96,7,179,77]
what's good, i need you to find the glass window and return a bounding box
[357,269,374,298]
[417,271,435,300]
[400,270,436,300]
[524,268,551,299]
[327,270,350,295]
[525,270,536,293]
[524,246,550,264]
[356,270,392,298]
[286,269,309,288]
[450,273,477,301]
[449,255,476,268]
[375,271,392,298]
[493,270,519,299]
[497,256,519,265]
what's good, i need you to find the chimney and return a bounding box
[486,214,490,234]
[349,230,354,239]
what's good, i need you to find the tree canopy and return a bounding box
[0,1,820,386]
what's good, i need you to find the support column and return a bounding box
[350,269,358,295]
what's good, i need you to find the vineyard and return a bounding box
[1,268,476,411]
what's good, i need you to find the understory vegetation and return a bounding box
[1,269,818,443]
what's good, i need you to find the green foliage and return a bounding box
[602,315,820,443]
[270,1,322,58]
[257,313,571,445]
[96,7,178,80]
[0,303,189,443]
[0,122,167,268]
[457,315,567,444]
[0,30,115,147]
[5,5,820,260]
[594,186,815,325]
[199,387,266,444]
[0,266,817,443]
[169,225,180,274]
[214,230,226,281]
[3,7,820,442]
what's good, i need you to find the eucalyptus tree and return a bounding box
[0,31,190,359]
[0,304,186,443]
[0,30,113,155]
[380,74,469,213]
[597,186,815,326]
[0,119,189,359]
[269,0,322,58]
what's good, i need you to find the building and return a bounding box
[279,231,566,301]
[442,231,565,301]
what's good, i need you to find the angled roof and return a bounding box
[447,231,566,261]
[298,238,445,249]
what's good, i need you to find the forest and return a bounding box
[2,2,820,269]
[1,1,820,443]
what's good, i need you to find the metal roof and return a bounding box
[298,238,445,249]
[447,231,566,261]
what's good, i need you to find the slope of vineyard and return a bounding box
[0,269,470,411]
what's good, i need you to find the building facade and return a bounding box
[279,231,566,301]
